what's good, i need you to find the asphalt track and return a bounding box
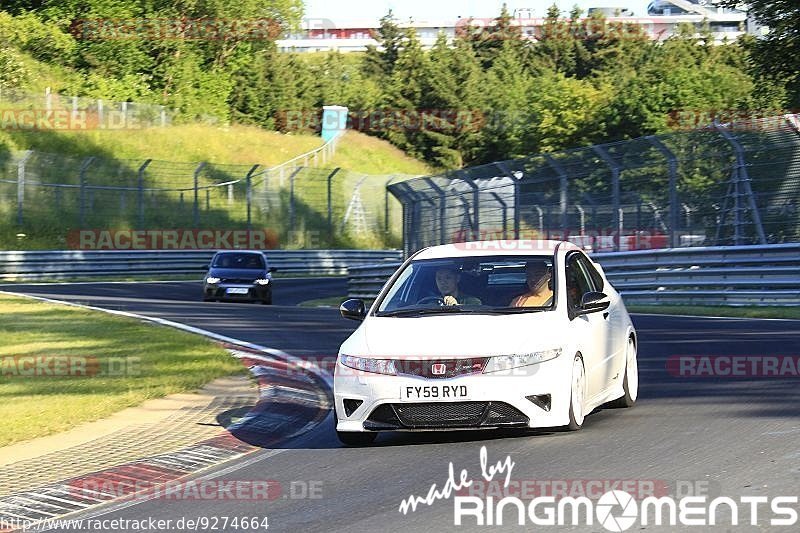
[4,280,800,532]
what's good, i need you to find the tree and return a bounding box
[722,0,799,106]
[363,10,403,78]
[459,4,524,71]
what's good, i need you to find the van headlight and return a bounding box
[339,354,397,375]
[254,279,270,285]
[206,277,221,284]
[483,348,562,373]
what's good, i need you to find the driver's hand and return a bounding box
[443,295,458,306]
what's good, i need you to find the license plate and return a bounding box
[401,385,469,400]
[226,288,250,295]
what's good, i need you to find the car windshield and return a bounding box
[375,255,556,316]
[212,253,265,270]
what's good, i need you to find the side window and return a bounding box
[566,254,593,309]
[577,254,604,292]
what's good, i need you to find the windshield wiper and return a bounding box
[483,306,549,314]
[375,306,473,317]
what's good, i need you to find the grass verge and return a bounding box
[0,293,245,447]
[627,305,800,320]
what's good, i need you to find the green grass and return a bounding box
[0,294,245,446]
[627,305,800,320]
[328,131,432,175]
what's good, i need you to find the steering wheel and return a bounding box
[417,296,445,306]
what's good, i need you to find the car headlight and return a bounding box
[254,279,270,285]
[206,277,221,284]
[339,354,397,375]
[483,348,563,373]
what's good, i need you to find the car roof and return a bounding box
[412,240,582,260]
[213,250,266,255]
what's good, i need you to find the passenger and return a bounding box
[434,267,481,306]
[510,261,553,307]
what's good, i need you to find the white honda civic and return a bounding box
[334,240,638,446]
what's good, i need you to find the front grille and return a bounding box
[394,358,489,379]
[364,402,529,430]
[221,278,255,284]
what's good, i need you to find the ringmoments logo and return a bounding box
[396,447,799,529]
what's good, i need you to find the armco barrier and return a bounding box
[346,244,800,306]
[0,249,403,281]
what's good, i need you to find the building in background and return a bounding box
[279,1,751,53]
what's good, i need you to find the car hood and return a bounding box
[356,312,563,358]
[207,268,265,279]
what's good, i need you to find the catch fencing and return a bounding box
[389,114,800,257]
[0,136,411,249]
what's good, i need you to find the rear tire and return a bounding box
[610,337,638,408]
[566,355,586,431]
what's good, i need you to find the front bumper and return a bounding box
[334,358,572,432]
[204,283,271,301]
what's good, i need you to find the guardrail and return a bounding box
[0,249,403,281]
[346,244,800,306]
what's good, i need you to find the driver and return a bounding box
[433,267,481,306]
[510,261,553,307]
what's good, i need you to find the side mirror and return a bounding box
[340,299,366,321]
[201,264,210,270]
[268,267,278,273]
[576,291,610,316]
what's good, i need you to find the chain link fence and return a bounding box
[0,148,411,249]
[0,88,176,129]
[390,115,800,256]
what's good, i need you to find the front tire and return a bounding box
[566,355,586,431]
[611,337,638,408]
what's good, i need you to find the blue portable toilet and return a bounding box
[321,105,349,142]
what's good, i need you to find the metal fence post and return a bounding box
[137,159,152,229]
[78,157,95,228]
[245,165,258,231]
[424,177,447,244]
[384,176,396,235]
[714,122,767,245]
[193,162,206,228]
[544,155,569,240]
[288,166,304,231]
[490,192,508,239]
[493,161,520,239]
[461,175,480,241]
[592,145,621,251]
[16,150,33,226]
[326,167,341,236]
[646,136,679,248]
